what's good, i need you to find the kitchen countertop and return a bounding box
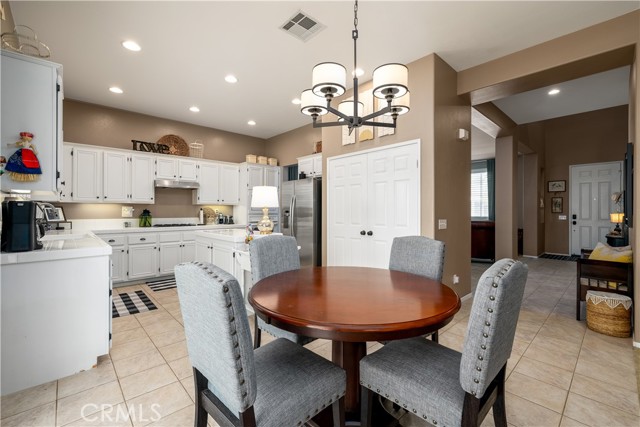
[194,228,248,243]
[92,224,245,234]
[1,231,111,265]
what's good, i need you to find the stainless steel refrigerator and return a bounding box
[281,177,321,267]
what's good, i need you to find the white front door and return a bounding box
[570,161,622,254]
[327,140,420,267]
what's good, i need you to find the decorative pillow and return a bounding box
[589,241,633,263]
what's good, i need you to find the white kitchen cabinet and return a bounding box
[103,150,129,202]
[194,231,245,277]
[195,238,213,263]
[1,50,62,201]
[247,164,265,189]
[298,153,322,177]
[156,156,198,181]
[101,234,128,283]
[327,141,420,267]
[127,234,158,280]
[72,146,103,202]
[158,232,194,275]
[130,154,155,203]
[244,163,280,189]
[59,144,73,201]
[194,161,240,205]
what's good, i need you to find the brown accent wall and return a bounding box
[321,54,471,296]
[495,136,517,259]
[60,99,265,219]
[266,124,321,167]
[64,100,265,162]
[518,106,629,254]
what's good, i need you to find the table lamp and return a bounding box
[251,186,279,234]
[609,212,624,235]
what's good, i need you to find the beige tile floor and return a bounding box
[2,257,639,427]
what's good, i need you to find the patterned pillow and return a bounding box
[589,241,632,263]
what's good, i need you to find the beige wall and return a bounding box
[1,1,15,34]
[266,124,321,167]
[320,54,471,296]
[60,99,265,219]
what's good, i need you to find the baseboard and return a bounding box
[461,292,473,302]
[633,340,640,349]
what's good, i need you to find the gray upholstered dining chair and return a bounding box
[175,262,346,427]
[389,235,445,342]
[360,258,528,427]
[249,235,315,348]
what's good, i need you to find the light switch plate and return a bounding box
[438,219,447,230]
[121,206,134,218]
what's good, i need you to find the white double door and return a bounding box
[570,161,622,254]
[327,140,420,267]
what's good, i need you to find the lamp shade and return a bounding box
[385,91,410,116]
[300,89,328,116]
[610,212,624,224]
[312,62,347,97]
[338,100,364,120]
[372,63,408,99]
[251,186,279,208]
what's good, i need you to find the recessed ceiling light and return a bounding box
[247,120,256,126]
[109,86,123,94]
[189,106,200,113]
[354,68,364,77]
[225,75,238,84]
[291,98,302,105]
[122,40,141,52]
[548,88,560,95]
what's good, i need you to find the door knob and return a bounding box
[360,230,366,235]
[367,231,373,236]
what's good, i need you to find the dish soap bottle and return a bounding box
[199,208,204,225]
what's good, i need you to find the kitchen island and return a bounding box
[0,232,112,395]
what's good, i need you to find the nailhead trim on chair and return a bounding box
[470,259,515,396]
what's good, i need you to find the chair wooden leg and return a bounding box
[461,392,480,427]
[332,396,345,427]
[193,368,208,427]
[492,366,508,427]
[253,316,261,349]
[360,386,373,427]
[431,330,439,343]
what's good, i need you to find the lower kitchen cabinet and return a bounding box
[159,232,196,275]
[128,243,158,280]
[100,234,128,283]
[194,233,244,276]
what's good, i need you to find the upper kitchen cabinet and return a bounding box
[72,145,103,202]
[242,163,280,190]
[1,51,63,200]
[103,148,155,203]
[59,144,73,201]
[193,160,239,205]
[297,153,322,178]
[155,156,198,181]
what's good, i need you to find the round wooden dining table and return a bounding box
[248,266,461,422]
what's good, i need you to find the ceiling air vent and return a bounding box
[281,11,325,42]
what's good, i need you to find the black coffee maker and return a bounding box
[1,200,43,252]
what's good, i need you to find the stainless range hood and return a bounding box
[154,179,199,189]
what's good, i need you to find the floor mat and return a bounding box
[112,290,157,318]
[146,276,177,292]
[540,253,579,261]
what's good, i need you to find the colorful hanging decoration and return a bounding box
[5,132,42,182]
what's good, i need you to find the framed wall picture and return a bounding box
[548,180,566,192]
[551,197,563,213]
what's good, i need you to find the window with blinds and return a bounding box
[471,161,489,220]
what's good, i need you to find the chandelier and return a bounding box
[300,0,410,135]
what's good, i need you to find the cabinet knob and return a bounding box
[360,230,366,235]
[97,196,100,199]
[140,238,146,241]
[367,231,373,236]
[108,239,115,243]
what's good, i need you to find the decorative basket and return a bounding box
[268,157,278,166]
[246,154,257,163]
[257,156,267,165]
[189,141,203,158]
[157,134,189,156]
[586,291,632,337]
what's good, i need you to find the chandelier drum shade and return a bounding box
[300,0,410,134]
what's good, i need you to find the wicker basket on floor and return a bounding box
[586,291,632,338]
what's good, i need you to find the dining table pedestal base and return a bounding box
[332,340,367,422]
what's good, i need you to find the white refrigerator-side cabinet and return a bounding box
[1,50,63,200]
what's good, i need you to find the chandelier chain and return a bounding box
[354,0,358,29]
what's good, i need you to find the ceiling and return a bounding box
[10,1,640,140]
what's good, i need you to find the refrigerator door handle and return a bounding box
[290,195,297,239]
